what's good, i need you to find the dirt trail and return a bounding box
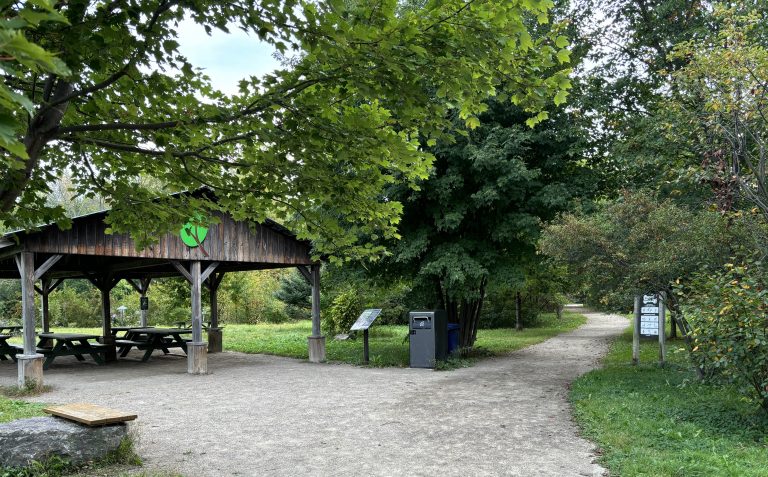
[2,309,626,476]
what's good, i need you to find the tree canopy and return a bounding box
[386,98,593,346]
[0,0,571,261]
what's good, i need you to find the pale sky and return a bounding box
[176,19,281,95]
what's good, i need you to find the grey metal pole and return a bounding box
[632,295,641,365]
[659,293,667,366]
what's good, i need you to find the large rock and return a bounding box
[0,416,128,468]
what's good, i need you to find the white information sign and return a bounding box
[640,294,660,337]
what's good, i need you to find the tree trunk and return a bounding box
[448,278,488,349]
[0,79,73,213]
[515,292,522,331]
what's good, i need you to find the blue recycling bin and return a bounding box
[447,323,460,355]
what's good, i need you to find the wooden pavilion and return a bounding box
[0,207,324,388]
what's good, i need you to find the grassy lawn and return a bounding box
[225,311,587,367]
[571,320,768,477]
[6,312,586,368]
[0,395,45,423]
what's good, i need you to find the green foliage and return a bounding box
[323,288,364,335]
[48,283,100,327]
[274,270,311,321]
[679,259,768,412]
[388,98,594,345]
[0,0,570,263]
[482,262,568,328]
[218,271,289,324]
[571,325,768,476]
[0,280,21,323]
[0,1,70,159]
[540,191,765,311]
[661,6,768,217]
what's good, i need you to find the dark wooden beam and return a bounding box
[170,261,192,283]
[200,261,220,283]
[297,265,311,284]
[34,254,63,280]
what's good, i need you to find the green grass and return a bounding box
[571,320,768,477]
[225,311,587,367]
[6,313,586,368]
[0,395,45,423]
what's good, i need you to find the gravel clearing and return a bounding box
[0,309,626,476]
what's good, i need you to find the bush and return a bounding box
[323,288,364,335]
[679,259,768,412]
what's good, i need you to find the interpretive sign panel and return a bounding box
[640,294,659,337]
[350,309,383,331]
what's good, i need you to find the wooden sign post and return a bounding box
[350,309,383,364]
[633,293,667,366]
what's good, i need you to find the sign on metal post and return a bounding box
[350,309,382,364]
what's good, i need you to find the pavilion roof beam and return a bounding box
[34,254,63,280]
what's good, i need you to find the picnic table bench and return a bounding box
[117,328,192,362]
[36,333,107,370]
[0,325,23,335]
[0,334,20,362]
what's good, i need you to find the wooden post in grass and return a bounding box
[632,295,641,365]
[659,293,667,366]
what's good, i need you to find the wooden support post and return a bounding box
[307,264,325,363]
[127,278,152,327]
[41,278,51,333]
[659,293,667,366]
[207,272,224,353]
[140,278,151,327]
[17,252,43,389]
[100,284,117,362]
[632,295,641,366]
[363,329,370,365]
[188,261,207,374]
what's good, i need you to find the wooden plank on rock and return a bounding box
[43,403,137,426]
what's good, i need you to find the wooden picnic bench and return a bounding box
[0,334,21,362]
[36,333,107,370]
[117,328,192,361]
[0,325,23,335]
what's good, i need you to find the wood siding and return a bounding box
[19,213,313,265]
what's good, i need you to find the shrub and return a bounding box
[679,259,768,412]
[323,288,364,335]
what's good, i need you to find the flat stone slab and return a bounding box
[44,403,137,426]
[0,416,128,468]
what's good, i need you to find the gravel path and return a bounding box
[1,309,626,476]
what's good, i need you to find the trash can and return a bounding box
[447,323,460,356]
[409,310,447,368]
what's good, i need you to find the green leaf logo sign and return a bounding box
[180,220,209,256]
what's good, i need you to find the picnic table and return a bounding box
[36,333,107,370]
[110,326,154,338]
[0,334,20,362]
[116,327,192,362]
[0,325,23,335]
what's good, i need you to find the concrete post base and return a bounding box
[17,354,44,389]
[98,335,117,362]
[308,336,326,363]
[207,328,223,353]
[187,342,208,374]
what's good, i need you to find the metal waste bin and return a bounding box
[447,323,460,355]
[409,310,447,368]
